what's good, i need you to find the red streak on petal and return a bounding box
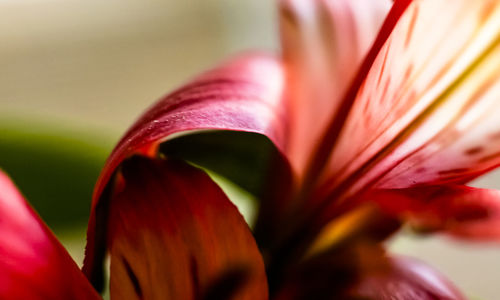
[300,0,414,192]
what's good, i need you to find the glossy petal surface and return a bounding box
[320,0,500,199]
[92,53,286,204]
[370,185,500,240]
[106,157,268,300]
[280,0,391,176]
[0,171,100,300]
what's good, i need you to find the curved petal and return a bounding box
[370,185,500,240]
[84,53,290,288]
[0,170,100,299]
[317,0,500,201]
[93,53,287,203]
[280,0,391,176]
[105,157,267,299]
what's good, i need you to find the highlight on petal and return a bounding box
[0,170,99,299]
[317,0,500,203]
[84,54,291,288]
[105,157,268,299]
[280,0,391,176]
[369,185,500,240]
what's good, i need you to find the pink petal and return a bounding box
[280,0,391,177]
[104,157,268,299]
[370,185,500,240]
[317,0,500,203]
[84,54,287,289]
[0,170,100,299]
[350,256,465,300]
[272,243,463,300]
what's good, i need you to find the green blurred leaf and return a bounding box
[0,120,113,234]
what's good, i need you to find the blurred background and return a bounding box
[0,1,497,299]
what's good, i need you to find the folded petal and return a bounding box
[370,185,500,240]
[93,53,287,202]
[0,170,100,299]
[105,157,267,299]
[84,54,291,289]
[280,0,391,176]
[318,0,500,201]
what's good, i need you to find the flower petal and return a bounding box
[0,170,100,299]
[319,0,500,199]
[93,53,287,203]
[349,256,465,300]
[272,243,463,300]
[370,185,500,240]
[84,54,290,289]
[105,157,268,299]
[280,0,391,176]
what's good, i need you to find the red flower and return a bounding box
[2,0,500,298]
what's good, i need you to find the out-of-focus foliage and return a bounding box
[0,120,112,233]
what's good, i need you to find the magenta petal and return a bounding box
[93,53,287,203]
[0,171,99,299]
[271,245,463,300]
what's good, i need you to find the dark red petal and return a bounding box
[84,54,289,288]
[280,0,391,176]
[105,157,267,299]
[0,170,100,299]
[370,185,500,240]
[350,256,465,300]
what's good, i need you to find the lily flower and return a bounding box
[2,0,500,298]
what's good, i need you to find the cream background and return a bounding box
[0,1,498,299]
